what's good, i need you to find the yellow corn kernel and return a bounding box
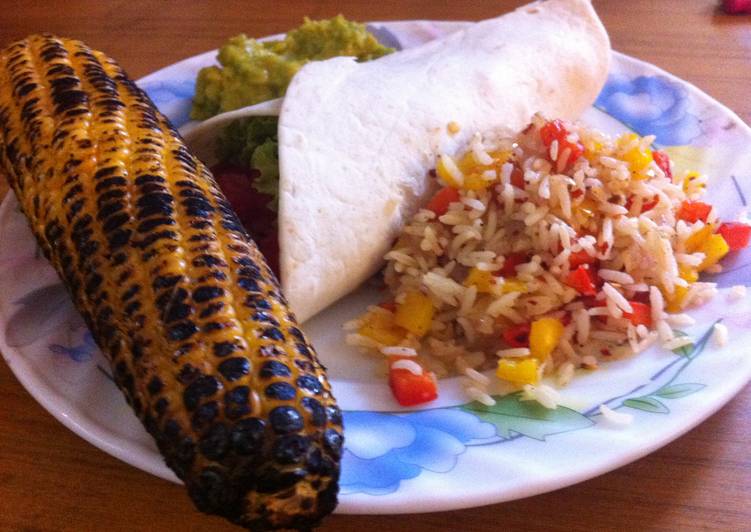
[501,278,528,293]
[697,234,729,271]
[464,267,495,293]
[358,310,405,345]
[496,358,539,385]
[436,154,463,188]
[394,291,434,337]
[623,146,653,174]
[529,317,564,360]
[685,224,713,253]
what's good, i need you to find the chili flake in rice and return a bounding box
[348,114,750,407]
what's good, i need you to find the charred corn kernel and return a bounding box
[496,358,539,385]
[529,317,564,360]
[0,35,341,530]
[501,278,528,293]
[665,266,699,312]
[359,311,406,345]
[394,291,434,337]
[685,224,713,252]
[697,234,730,271]
[437,153,463,188]
[464,267,495,293]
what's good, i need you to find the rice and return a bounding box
[599,404,634,426]
[391,359,424,375]
[351,115,733,408]
[712,322,728,347]
[380,346,418,357]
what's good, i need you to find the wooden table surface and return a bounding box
[1,1,749,530]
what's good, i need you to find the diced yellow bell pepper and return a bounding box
[665,265,698,312]
[529,317,564,360]
[436,154,462,188]
[358,311,406,345]
[464,267,496,293]
[623,146,653,175]
[496,358,539,385]
[697,234,730,271]
[394,291,435,337]
[501,278,528,293]
[682,171,704,194]
[462,172,493,191]
[456,151,477,174]
[685,224,713,253]
[583,139,604,162]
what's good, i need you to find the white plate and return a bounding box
[2,20,751,514]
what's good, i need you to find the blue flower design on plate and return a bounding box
[140,79,196,129]
[340,409,496,495]
[48,330,96,363]
[595,74,701,146]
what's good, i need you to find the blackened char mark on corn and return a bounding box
[0,34,341,530]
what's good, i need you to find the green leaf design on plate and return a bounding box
[671,330,694,357]
[656,383,706,399]
[461,392,594,441]
[623,397,669,414]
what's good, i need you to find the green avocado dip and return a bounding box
[196,16,394,211]
[191,15,393,120]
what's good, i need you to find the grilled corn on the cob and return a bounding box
[0,34,342,530]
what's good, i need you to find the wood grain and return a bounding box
[1,1,750,530]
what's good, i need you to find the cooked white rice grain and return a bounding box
[380,346,418,357]
[712,322,728,347]
[662,335,694,350]
[439,153,463,186]
[598,269,634,285]
[496,347,531,358]
[465,386,496,406]
[391,359,424,375]
[603,282,633,313]
[666,313,695,327]
[599,404,634,426]
[521,383,560,409]
[728,285,747,301]
[556,361,576,387]
[465,367,491,386]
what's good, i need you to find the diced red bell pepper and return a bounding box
[677,200,712,224]
[540,119,566,146]
[565,265,597,296]
[498,253,527,277]
[426,186,461,216]
[623,301,652,327]
[625,195,658,213]
[389,365,438,406]
[569,249,596,269]
[717,222,751,251]
[539,119,584,171]
[652,150,672,180]
[510,166,525,189]
[502,323,531,348]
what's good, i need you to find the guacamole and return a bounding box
[191,15,393,120]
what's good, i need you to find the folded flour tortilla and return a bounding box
[186,0,610,322]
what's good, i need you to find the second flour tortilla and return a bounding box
[279,0,611,322]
